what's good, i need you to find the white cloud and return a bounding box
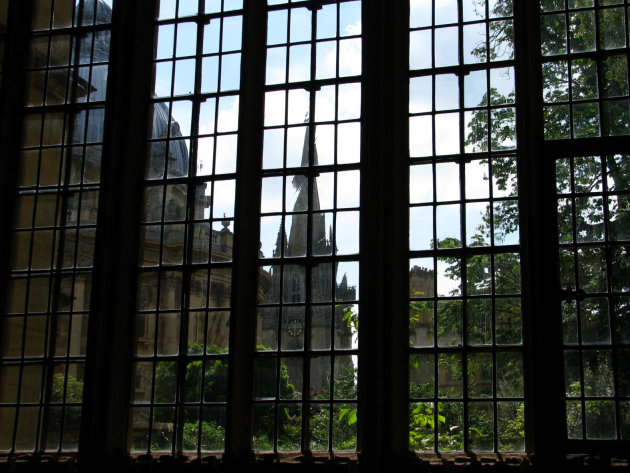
[196,136,214,176]
[154,62,173,98]
[195,96,239,176]
[265,90,286,127]
[289,44,311,82]
[315,124,334,165]
[345,20,361,36]
[338,83,361,120]
[435,161,460,201]
[212,179,235,219]
[316,86,336,122]
[217,96,239,132]
[336,122,360,164]
[410,0,431,28]
[215,134,237,174]
[266,46,287,85]
[336,169,360,208]
[435,112,459,155]
[466,202,490,246]
[409,29,431,70]
[436,203,461,243]
[466,160,490,200]
[409,115,432,157]
[287,89,309,124]
[410,164,433,203]
[261,176,283,214]
[435,0,458,25]
[338,37,361,77]
[335,211,359,254]
[409,206,432,251]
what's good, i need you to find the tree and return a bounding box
[46,372,84,449]
[151,343,300,451]
[461,0,630,447]
[409,0,524,451]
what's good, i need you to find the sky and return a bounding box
[150,0,519,300]
[407,0,519,297]
[259,2,362,297]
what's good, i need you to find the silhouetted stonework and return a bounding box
[258,127,356,393]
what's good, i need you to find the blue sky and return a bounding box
[152,0,518,301]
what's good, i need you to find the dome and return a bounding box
[78,0,113,28]
[147,102,190,178]
[73,0,189,178]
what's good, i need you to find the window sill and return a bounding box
[0,452,627,472]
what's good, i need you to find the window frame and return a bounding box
[0,0,628,470]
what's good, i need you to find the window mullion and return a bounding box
[359,1,409,467]
[224,0,267,463]
[79,0,157,461]
[514,0,566,465]
[0,0,32,454]
[0,2,31,311]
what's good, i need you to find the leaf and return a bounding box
[339,407,357,425]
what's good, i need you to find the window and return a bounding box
[540,0,630,443]
[0,0,628,471]
[129,1,242,453]
[0,0,111,451]
[253,1,361,452]
[408,0,523,452]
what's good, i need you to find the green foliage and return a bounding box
[338,407,357,426]
[498,403,525,451]
[342,309,359,333]
[463,2,629,452]
[150,344,233,450]
[46,372,85,449]
[51,372,84,403]
[182,421,225,451]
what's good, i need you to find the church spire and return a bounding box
[291,115,318,202]
[286,120,326,257]
[273,222,287,258]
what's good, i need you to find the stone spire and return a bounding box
[273,222,287,258]
[286,122,326,257]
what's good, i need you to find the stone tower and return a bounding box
[259,125,355,395]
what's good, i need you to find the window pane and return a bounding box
[254,1,361,453]
[409,0,523,453]
[541,3,630,139]
[0,0,112,453]
[131,5,245,455]
[557,155,630,440]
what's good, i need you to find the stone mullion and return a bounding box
[224,0,267,464]
[79,0,157,463]
[0,1,33,349]
[514,0,567,465]
[359,1,410,470]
